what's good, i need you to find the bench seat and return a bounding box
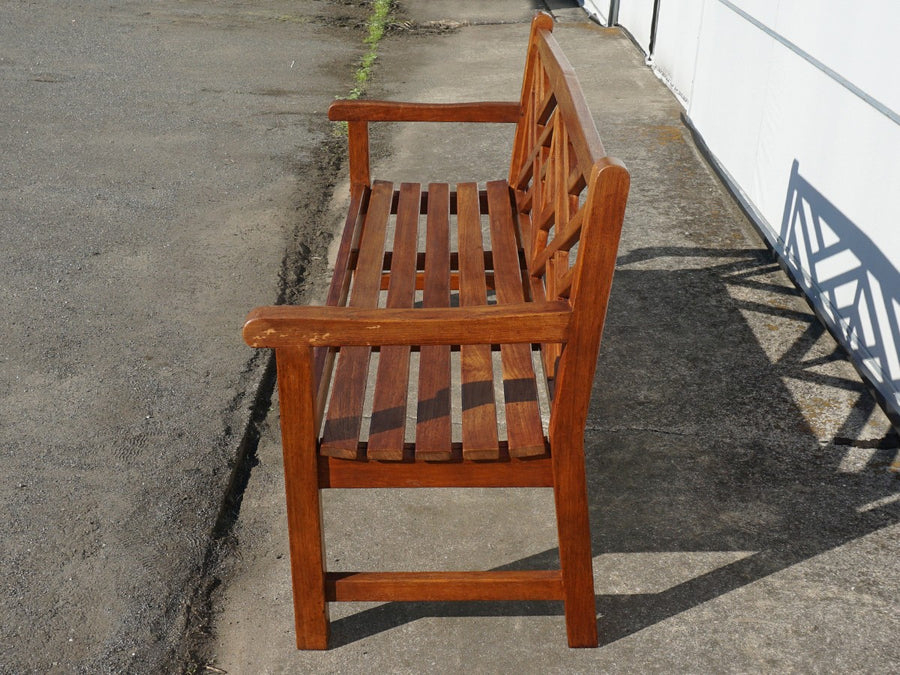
[319,178,549,463]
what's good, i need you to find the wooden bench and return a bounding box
[243,13,629,649]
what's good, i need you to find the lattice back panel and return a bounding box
[508,23,609,377]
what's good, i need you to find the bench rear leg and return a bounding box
[553,440,598,647]
[276,346,329,649]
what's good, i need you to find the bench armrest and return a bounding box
[328,100,521,124]
[330,100,521,188]
[243,301,571,348]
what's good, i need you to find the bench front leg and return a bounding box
[275,346,329,649]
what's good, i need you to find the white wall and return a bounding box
[614,0,900,414]
[651,0,704,104]
[616,0,657,54]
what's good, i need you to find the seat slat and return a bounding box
[515,197,536,265]
[314,185,369,424]
[389,188,489,216]
[318,446,553,487]
[486,181,547,457]
[379,270,497,292]
[457,182,500,460]
[381,251,499,275]
[416,183,453,460]
[321,180,393,458]
[369,183,420,459]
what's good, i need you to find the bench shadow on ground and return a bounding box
[581,241,899,645]
[326,192,899,648]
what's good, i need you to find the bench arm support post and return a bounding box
[347,121,370,189]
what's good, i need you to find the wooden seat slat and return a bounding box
[318,445,553,488]
[321,180,393,458]
[415,183,453,460]
[323,186,369,310]
[314,186,369,423]
[368,183,421,459]
[379,271,498,292]
[515,201,536,264]
[381,250,502,274]
[389,188,489,216]
[486,180,546,457]
[457,181,500,460]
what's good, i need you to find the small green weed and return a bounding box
[333,0,393,136]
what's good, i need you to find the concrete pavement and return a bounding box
[202,2,899,673]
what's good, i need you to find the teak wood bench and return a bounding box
[243,13,629,649]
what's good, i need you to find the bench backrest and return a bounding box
[509,14,630,440]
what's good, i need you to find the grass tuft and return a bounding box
[334,0,393,136]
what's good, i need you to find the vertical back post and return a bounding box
[550,159,629,439]
[547,160,628,648]
[509,12,555,185]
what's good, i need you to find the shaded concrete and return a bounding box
[205,2,899,673]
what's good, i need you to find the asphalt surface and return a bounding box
[1,1,370,671]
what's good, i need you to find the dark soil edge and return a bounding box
[175,131,346,673]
